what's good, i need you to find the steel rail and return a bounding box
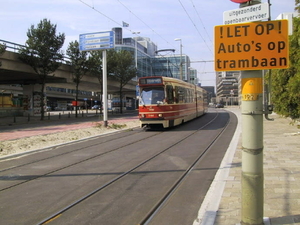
[0,128,157,192]
[36,112,220,225]
[139,111,230,224]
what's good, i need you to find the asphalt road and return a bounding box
[0,109,237,225]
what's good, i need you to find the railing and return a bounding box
[0,39,24,52]
[0,39,70,63]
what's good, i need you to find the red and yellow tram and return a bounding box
[138,76,208,129]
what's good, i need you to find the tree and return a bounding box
[296,0,300,13]
[66,40,89,117]
[88,51,103,110]
[267,15,300,119]
[107,49,137,113]
[19,18,65,120]
[0,43,6,67]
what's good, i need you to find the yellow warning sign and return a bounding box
[214,20,289,71]
[241,77,263,101]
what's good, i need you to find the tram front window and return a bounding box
[140,88,165,105]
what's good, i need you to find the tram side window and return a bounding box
[174,86,179,103]
[197,91,202,102]
[191,90,195,102]
[175,86,185,103]
[187,89,192,103]
[166,85,174,104]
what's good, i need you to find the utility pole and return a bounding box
[102,50,108,127]
[217,2,289,223]
[239,1,264,224]
[132,31,140,81]
[174,38,183,80]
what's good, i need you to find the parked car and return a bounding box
[92,105,100,110]
[54,106,67,111]
[215,103,224,108]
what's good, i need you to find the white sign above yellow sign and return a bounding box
[223,2,270,25]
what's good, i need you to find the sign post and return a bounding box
[79,31,115,127]
[102,50,108,127]
[215,1,289,224]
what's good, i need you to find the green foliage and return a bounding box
[88,51,103,80]
[296,0,300,13]
[87,51,104,109]
[19,18,65,76]
[267,16,300,119]
[18,18,65,120]
[66,40,89,83]
[93,122,127,129]
[107,49,137,85]
[108,123,127,129]
[0,43,6,67]
[0,43,6,55]
[107,49,137,113]
[66,40,89,117]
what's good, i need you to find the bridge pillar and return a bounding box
[23,84,44,116]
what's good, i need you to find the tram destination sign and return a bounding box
[214,20,289,71]
[79,31,114,51]
[139,77,163,85]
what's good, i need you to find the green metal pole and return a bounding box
[241,71,264,225]
[240,1,264,225]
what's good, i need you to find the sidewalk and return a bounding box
[198,108,300,225]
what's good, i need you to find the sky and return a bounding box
[0,0,297,87]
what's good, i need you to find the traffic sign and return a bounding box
[79,31,114,51]
[224,3,269,24]
[214,20,289,71]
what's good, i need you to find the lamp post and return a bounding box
[132,32,140,81]
[174,38,183,80]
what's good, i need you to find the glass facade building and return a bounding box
[152,55,191,82]
[113,28,195,84]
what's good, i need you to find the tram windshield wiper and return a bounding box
[156,101,163,106]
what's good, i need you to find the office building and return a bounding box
[114,27,194,83]
[216,71,240,106]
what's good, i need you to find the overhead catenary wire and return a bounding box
[79,0,210,55]
[78,0,215,80]
[116,0,175,48]
[177,0,213,56]
[78,0,122,28]
[79,0,177,49]
[189,0,213,44]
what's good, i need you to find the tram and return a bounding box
[138,76,208,129]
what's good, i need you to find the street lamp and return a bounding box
[174,38,183,80]
[132,32,140,81]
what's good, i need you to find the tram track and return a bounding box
[0,110,237,225]
[0,129,161,191]
[36,112,222,225]
[0,127,142,173]
[139,111,229,225]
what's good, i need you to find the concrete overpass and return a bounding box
[0,50,137,95]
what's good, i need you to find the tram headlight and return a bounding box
[158,113,163,118]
